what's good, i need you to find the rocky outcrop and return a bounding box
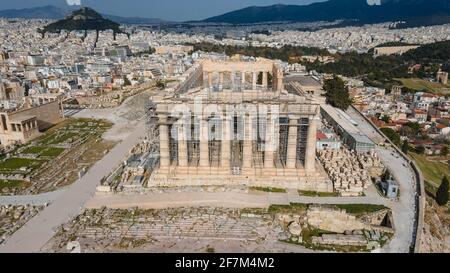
[420,197,450,253]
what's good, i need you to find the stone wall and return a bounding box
[305,205,395,235]
[360,209,394,228]
[149,168,334,192]
[306,205,367,233]
[312,234,367,246]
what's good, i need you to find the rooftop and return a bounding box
[321,104,360,135]
[321,104,374,145]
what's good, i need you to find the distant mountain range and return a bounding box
[2,1,450,28]
[0,5,168,25]
[204,0,450,27]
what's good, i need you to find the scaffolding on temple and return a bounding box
[146,57,332,192]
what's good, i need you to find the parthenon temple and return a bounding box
[149,57,332,191]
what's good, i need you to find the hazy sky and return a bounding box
[0,0,325,21]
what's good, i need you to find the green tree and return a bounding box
[406,122,421,136]
[440,146,448,157]
[416,145,425,154]
[123,76,131,86]
[381,115,390,123]
[436,176,449,206]
[323,75,353,110]
[401,140,409,154]
[190,43,329,63]
[380,128,401,146]
[381,169,391,182]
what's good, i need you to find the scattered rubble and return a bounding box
[318,148,384,196]
[0,204,44,245]
[41,204,397,253]
[43,207,286,253]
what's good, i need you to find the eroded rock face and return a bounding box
[420,197,450,253]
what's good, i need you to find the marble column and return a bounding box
[277,76,283,91]
[241,72,246,91]
[203,72,207,87]
[242,114,253,168]
[252,72,257,90]
[221,114,231,168]
[159,115,170,168]
[208,72,212,88]
[231,71,236,91]
[286,118,298,169]
[219,72,224,87]
[262,71,268,89]
[305,116,318,171]
[264,114,275,168]
[177,123,188,167]
[274,69,284,91]
[199,117,210,167]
